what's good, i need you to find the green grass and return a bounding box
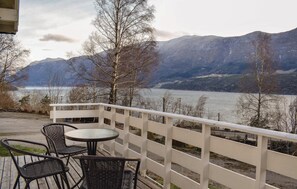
[0,145,46,157]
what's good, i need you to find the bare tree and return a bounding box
[237,33,278,128]
[0,34,29,90]
[67,85,108,104]
[69,0,158,105]
[47,70,65,104]
[271,97,297,133]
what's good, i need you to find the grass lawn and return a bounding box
[0,145,46,156]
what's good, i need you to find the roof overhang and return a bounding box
[0,0,19,34]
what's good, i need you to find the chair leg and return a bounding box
[24,179,32,189]
[71,175,84,189]
[66,155,71,165]
[53,175,62,189]
[61,172,71,189]
[13,174,20,189]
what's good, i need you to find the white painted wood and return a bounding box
[52,106,56,123]
[68,123,98,129]
[265,184,279,189]
[172,126,202,147]
[129,117,142,129]
[109,108,116,155]
[164,117,173,189]
[115,113,125,123]
[128,133,142,147]
[171,149,202,174]
[49,102,297,189]
[147,140,165,157]
[115,128,124,139]
[209,163,255,189]
[146,158,165,178]
[140,113,148,176]
[128,149,141,159]
[123,109,130,157]
[210,135,257,166]
[104,110,112,119]
[51,103,297,143]
[148,121,166,136]
[50,110,99,119]
[98,105,104,127]
[115,142,124,155]
[200,124,210,189]
[170,170,200,189]
[267,150,297,179]
[255,136,268,189]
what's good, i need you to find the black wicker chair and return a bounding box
[75,156,140,189]
[41,123,87,165]
[0,138,70,189]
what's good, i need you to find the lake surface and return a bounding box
[140,89,242,122]
[14,87,296,124]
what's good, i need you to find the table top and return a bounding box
[65,128,119,142]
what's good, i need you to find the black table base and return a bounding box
[87,142,98,155]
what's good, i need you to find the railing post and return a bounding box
[140,112,148,176]
[98,105,104,128]
[200,124,210,189]
[52,106,56,123]
[164,117,173,189]
[109,107,116,156]
[255,135,268,189]
[123,109,130,157]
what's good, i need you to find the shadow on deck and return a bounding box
[0,151,160,189]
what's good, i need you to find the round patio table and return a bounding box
[65,128,119,155]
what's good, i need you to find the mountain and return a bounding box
[153,28,297,85]
[17,28,297,94]
[19,57,90,86]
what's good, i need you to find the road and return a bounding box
[0,111,51,144]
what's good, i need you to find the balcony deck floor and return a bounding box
[0,151,159,189]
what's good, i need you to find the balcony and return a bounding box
[0,0,19,34]
[1,102,297,188]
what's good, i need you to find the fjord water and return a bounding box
[140,89,241,122]
[15,87,296,124]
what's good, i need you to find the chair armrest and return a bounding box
[4,138,50,155]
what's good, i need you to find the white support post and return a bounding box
[255,135,268,189]
[164,117,173,189]
[140,112,148,176]
[200,124,211,189]
[52,106,57,123]
[109,107,116,156]
[123,109,130,157]
[98,105,104,128]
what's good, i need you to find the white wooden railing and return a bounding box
[50,103,297,189]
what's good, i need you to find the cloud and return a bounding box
[154,29,189,41]
[39,34,76,43]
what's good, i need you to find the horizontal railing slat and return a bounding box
[209,163,255,189]
[170,170,200,189]
[210,135,257,166]
[171,149,201,174]
[267,150,297,179]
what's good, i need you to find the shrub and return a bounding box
[0,90,16,110]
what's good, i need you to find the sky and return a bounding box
[17,0,297,63]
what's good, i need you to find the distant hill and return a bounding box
[17,28,297,94]
[153,28,297,84]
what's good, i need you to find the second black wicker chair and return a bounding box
[0,138,70,189]
[41,123,87,165]
[76,156,141,189]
